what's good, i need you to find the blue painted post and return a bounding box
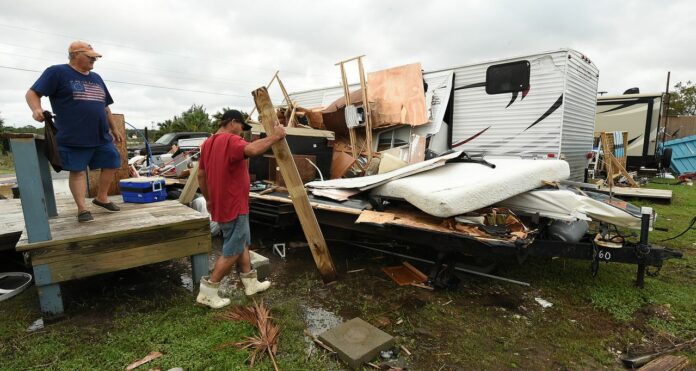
[35,139,57,217]
[190,253,209,285]
[32,264,64,318]
[10,137,63,318]
[9,138,51,242]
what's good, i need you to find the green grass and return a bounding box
[0,153,14,174]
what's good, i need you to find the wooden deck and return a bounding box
[16,197,210,282]
[11,197,211,317]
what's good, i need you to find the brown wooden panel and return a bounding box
[44,235,211,283]
[368,63,428,127]
[30,221,210,264]
[88,113,129,196]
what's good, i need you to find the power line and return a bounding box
[0,64,252,97]
[0,22,336,79]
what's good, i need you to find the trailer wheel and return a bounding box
[661,147,673,169]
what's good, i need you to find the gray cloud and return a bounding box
[1,0,694,127]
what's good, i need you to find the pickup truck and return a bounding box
[128,132,210,157]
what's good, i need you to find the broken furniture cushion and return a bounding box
[370,158,570,218]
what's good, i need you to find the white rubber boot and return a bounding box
[196,276,231,309]
[240,269,271,296]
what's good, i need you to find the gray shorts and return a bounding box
[219,214,251,257]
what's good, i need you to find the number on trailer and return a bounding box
[598,250,612,261]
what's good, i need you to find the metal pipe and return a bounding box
[351,243,530,287]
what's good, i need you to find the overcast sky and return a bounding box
[1,1,694,128]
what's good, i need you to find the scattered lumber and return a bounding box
[252,86,338,282]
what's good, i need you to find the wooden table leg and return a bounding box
[190,253,209,285]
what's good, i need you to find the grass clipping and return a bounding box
[218,299,280,370]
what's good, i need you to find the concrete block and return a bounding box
[249,250,270,281]
[318,317,394,369]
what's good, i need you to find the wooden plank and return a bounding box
[250,124,335,139]
[252,86,337,282]
[640,355,690,371]
[178,162,199,205]
[42,235,211,283]
[88,113,129,196]
[595,186,673,200]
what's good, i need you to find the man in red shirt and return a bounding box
[196,109,286,309]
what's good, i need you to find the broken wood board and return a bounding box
[252,86,338,282]
[595,186,672,201]
[306,150,462,191]
[382,261,427,286]
[266,154,317,186]
[355,210,396,224]
[178,161,199,205]
[368,63,428,127]
[250,123,335,139]
[640,355,690,371]
[88,113,129,197]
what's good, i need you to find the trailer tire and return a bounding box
[661,147,673,169]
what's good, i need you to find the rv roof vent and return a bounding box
[623,87,640,94]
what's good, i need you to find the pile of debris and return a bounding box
[245,57,648,250]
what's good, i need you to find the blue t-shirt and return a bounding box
[30,64,114,147]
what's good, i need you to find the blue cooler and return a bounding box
[119,176,167,203]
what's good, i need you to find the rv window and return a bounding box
[485,61,530,95]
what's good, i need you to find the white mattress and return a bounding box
[370,158,570,217]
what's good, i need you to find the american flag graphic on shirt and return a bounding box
[70,80,106,102]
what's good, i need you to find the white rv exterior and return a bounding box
[595,93,664,169]
[289,49,599,181]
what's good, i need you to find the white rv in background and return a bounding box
[595,93,665,169]
[289,48,599,181]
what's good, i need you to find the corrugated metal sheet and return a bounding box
[561,50,600,180]
[663,135,696,174]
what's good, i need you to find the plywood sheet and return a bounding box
[368,63,428,127]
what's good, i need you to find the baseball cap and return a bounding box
[220,110,252,130]
[69,41,102,58]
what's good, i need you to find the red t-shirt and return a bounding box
[199,133,250,223]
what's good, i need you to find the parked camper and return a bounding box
[289,48,599,181]
[595,92,669,170]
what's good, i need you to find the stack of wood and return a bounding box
[596,131,639,188]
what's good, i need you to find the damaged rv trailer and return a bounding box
[247,49,682,287]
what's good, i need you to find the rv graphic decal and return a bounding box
[506,86,531,108]
[455,82,530,109]
[452,126,491,148]
[525,94,563,130]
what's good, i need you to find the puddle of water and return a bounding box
[180,274,193,292]
[303,305,343,337]
[27,318,44,332]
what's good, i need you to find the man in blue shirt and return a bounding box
[26,41,124,222]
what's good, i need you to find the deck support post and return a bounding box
[190,253,209,286]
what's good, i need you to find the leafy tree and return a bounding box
[211,107,250,128]
[156,104,214,134]
[668,81,696,116]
